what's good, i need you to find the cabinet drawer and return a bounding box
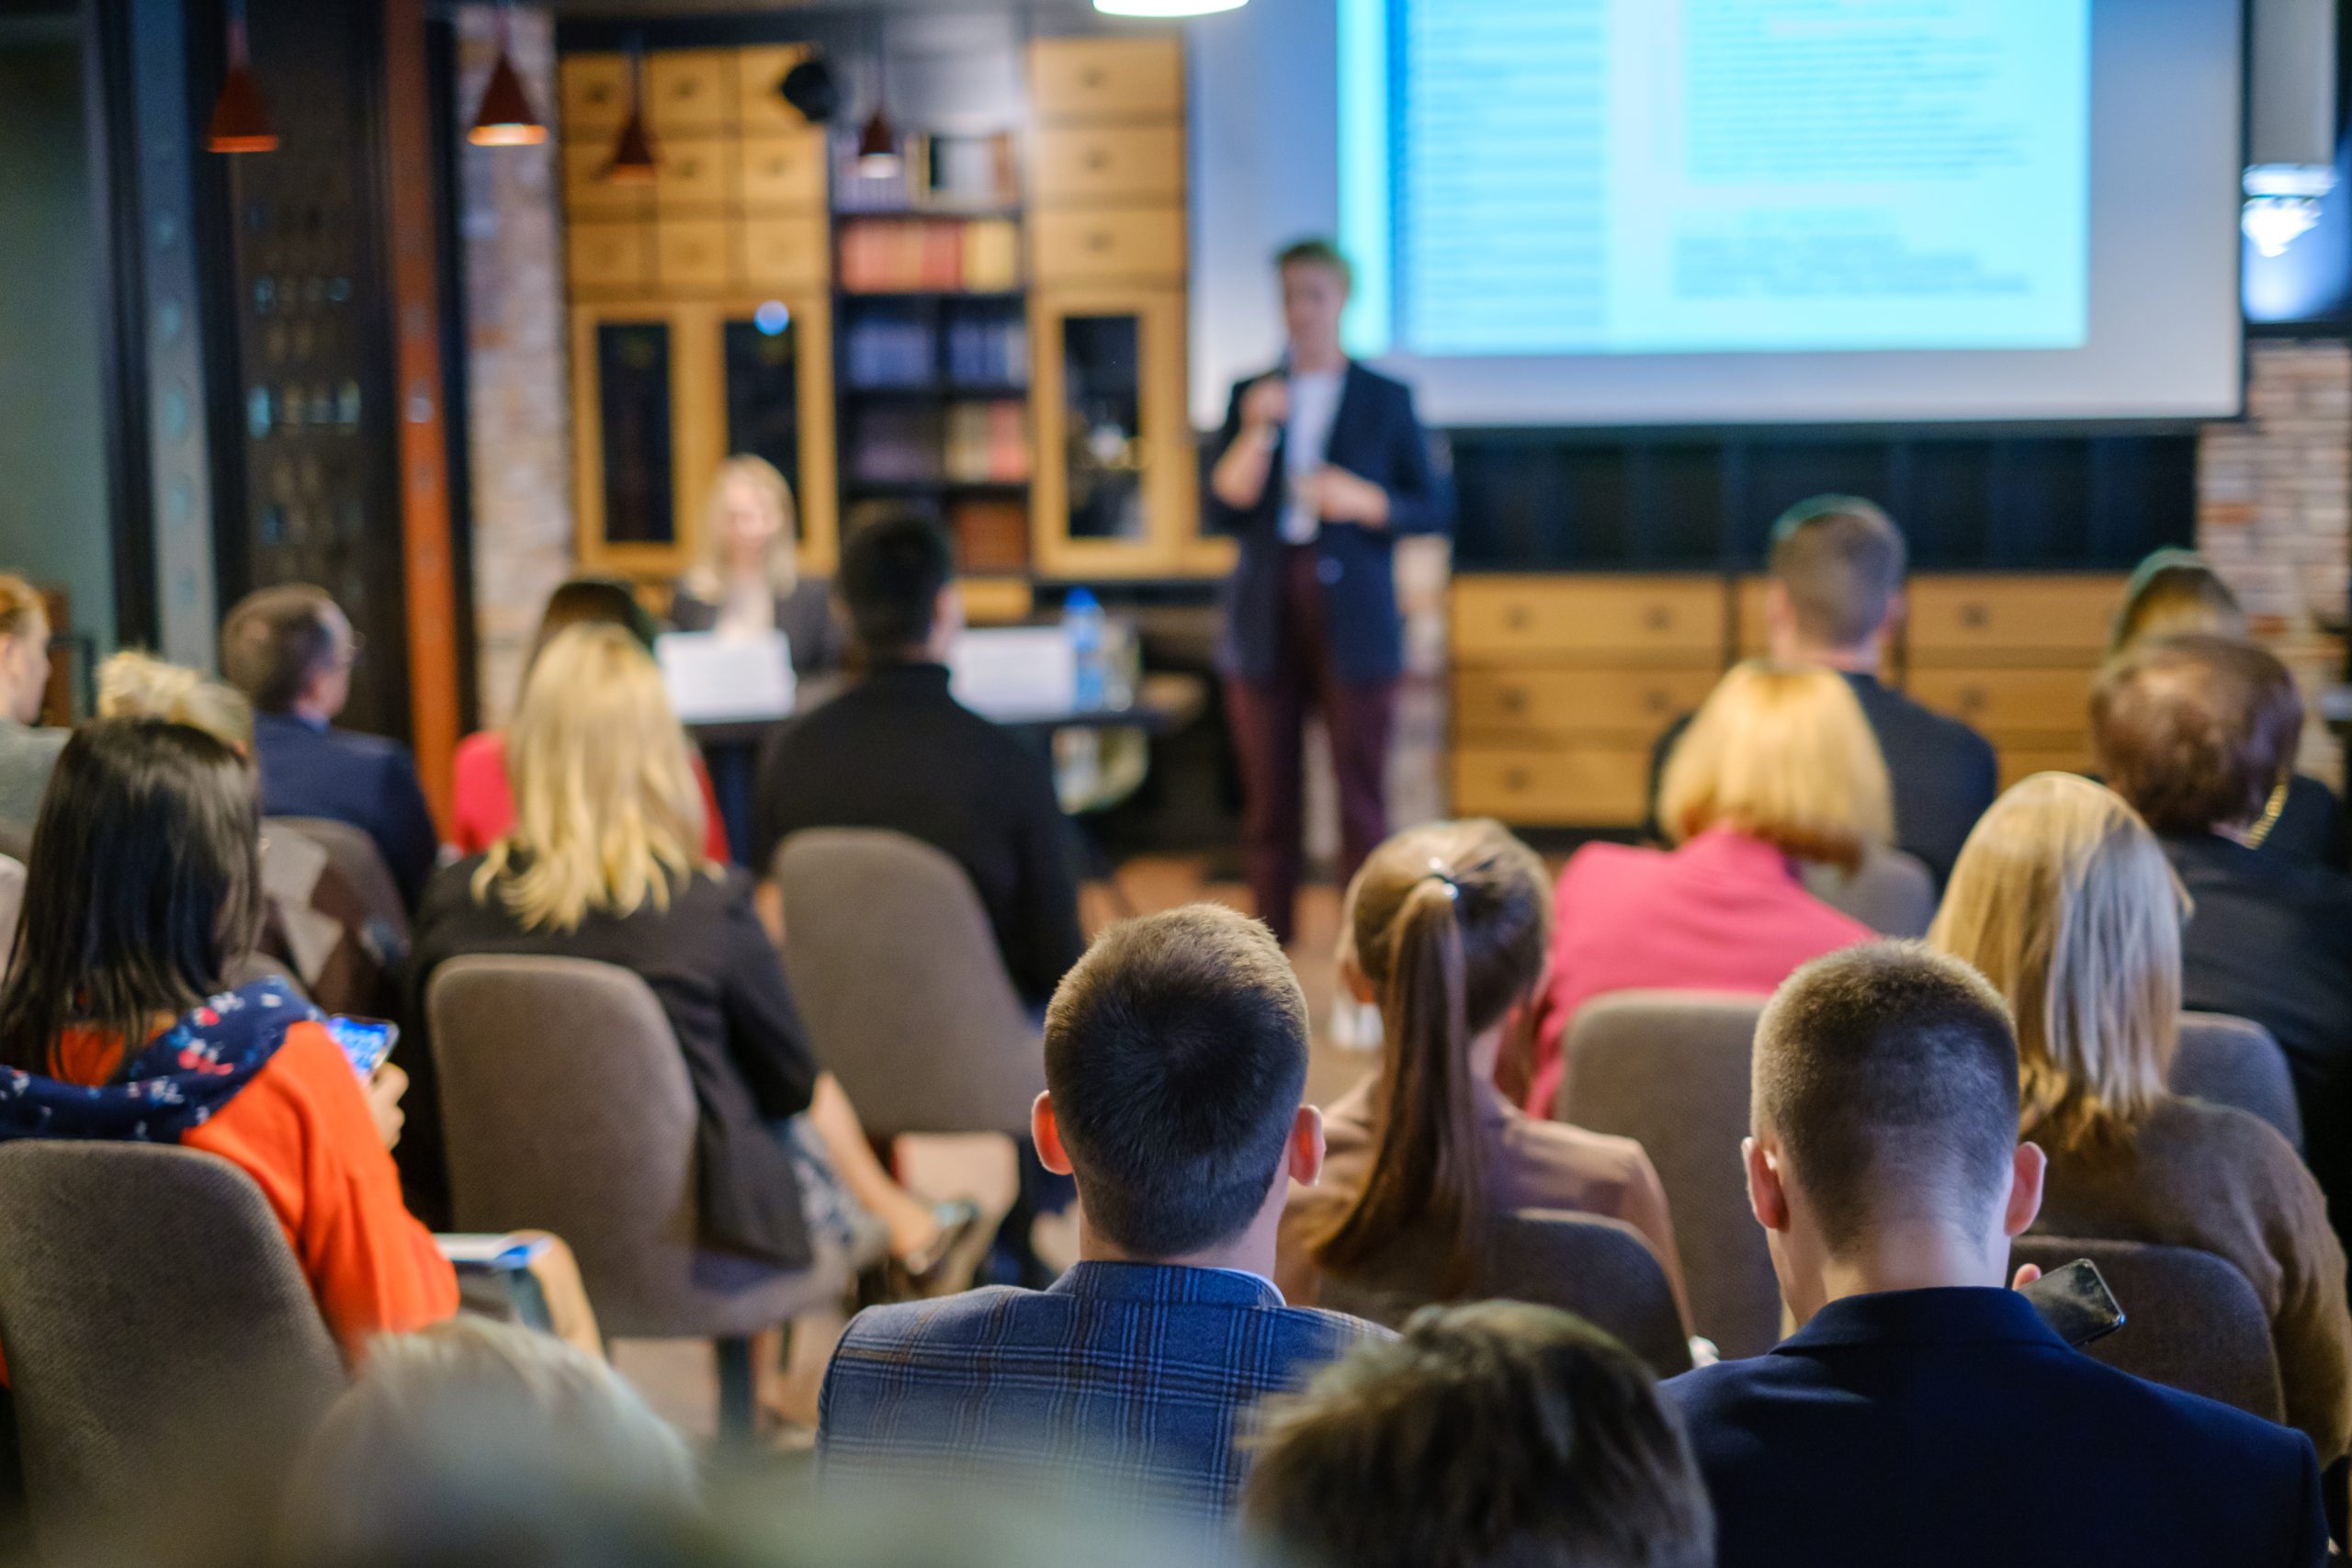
[736,45,815,137]
[1030,208,1186,284]
[1994,741,2096,793]
[1453,746,1652,829]
[1030,38,1183,121]
[1453,576,1725,664]
[1907,667,2094,735]
[566,222,651,291]
[741,215,828,288]
[647,50,734,134]
[1908,576,2126,663]
[559,53,628,135]
[654,137,731,212]
[654,217,733,289]
[563,145,651,220]
[737,132,827,210]
[1032,124,1184,204]
[1455,667,1717,739]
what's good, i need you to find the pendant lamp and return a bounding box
[606,34,658,183]
[468,2,547,147]
[206,0,278,154]
[855,19,902,179]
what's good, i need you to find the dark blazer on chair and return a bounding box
[820,1260,1385,1519]
[669,576,850,677]
[250,711,439,908]
[1664,1287,2329,1568]
[408,860,820,1267]
[1647,670,1997,886]
[1206,361,1450,686]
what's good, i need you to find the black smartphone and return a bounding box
[2018,1258,2125,1347]
[325,1014,400,1080]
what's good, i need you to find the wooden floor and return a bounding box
[611,856,1377,1443]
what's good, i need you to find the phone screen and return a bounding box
[325,1015,399,1080]
[2018,1258,2126,1348]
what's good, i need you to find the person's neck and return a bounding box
[1074,1209,1279,1282]
[1786,1224,2006,1324]
[1781,638,1879,675]
[1290,342,1346,376]
[287,696,334,728]
[2212,818,2262,848]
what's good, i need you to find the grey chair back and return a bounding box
[2172,1012,2301,1152]
[269,814,410,962]
[426,954,840,1340]
[1801,849,1939,938]
[0,852,24,971]
[775,829,1044,1137]
[1319,1209,1692,1378]
[1561,991,1780,1359]
[2009,1235,2283,1422]
[0,1142,345,1559]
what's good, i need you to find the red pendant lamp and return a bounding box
[606,34,657,183]
[206,0,277,154]
[468,1,547,148]
[855,18,901,179]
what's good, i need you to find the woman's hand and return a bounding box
[367,1062,408,1150]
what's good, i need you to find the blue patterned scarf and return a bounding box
[0,978,321,1144]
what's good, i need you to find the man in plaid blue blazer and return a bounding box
[819,905,1386,1521]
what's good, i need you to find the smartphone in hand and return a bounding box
[325,1014,399,1080]
[2018,1258,2126,1347]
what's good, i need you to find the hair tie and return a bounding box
[1425,859,1460,901]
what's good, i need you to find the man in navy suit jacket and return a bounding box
[1663,942,2328,1568]
[819,905,1385,1522]
[1205,239,1450,945]
[221,584,438,908]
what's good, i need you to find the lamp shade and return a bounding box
[206,60,277,153]
[469,50,546,146]
[855,107,901,176]
[606,109,657,182]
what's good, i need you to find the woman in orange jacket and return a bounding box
[0,717,456,1362]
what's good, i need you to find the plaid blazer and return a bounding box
[818,1260,1385,1519]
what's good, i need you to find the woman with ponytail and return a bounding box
[1276,819,1687,1318]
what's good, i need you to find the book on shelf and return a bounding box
[951,496,1029,575]
[944,400,1031,484]
[840,217,1022,294]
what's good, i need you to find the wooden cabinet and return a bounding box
[736,46,816,137]
[1032,124,1185,204]
[1030,288,1193,578]
[1905,572,2125,788]
[1031,208,1186,285]
[737,132,827,211]
[1029,37,1184,121]
[646,50,734,135]
[567,223,652,292]
[652,139,731,213]
[559,53,629,135]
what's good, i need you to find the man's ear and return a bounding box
[1745,1134,1792,1233]
[1287,1104,1326,1187]
[1032,1092,1074,1178]
[2003,1141,2047,1240]
[1876,587,1909,642]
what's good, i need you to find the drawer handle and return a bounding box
[1962,604,1990,629]
[1504,605,1532,631]
[1498,686,1528,716]
[1505,767,1532,791]
[1081,67,1107,87]
[1959,686,1988,714]
[1643,606,1671,632]
[1085,231,1112,251]
[1084,149,1111,170]
[1643,688,1670,714]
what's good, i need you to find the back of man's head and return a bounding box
[1244,1302,1713,1568]
[1753,942,2019,1254]
[1768,496,1906,651]
[1044,905,1308,1258]
[220,583,340,714]
[839,513,954,657]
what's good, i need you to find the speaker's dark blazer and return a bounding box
[1663,1287,2329,1568]
[1205,361,1450,686]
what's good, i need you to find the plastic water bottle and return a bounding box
[1065,587,1107,711]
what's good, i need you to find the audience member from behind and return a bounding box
[447,576,729,860]
[1931,772,2352,1460]
[0,574,62,832]
[671,454,849,674]
[752,513,1082,1010]
[1528,660,1883,1115]
[1647,497,1996,885]
[0,718,454,1361]
[220,583,438,907]
[2109,548,2346,867]
[1278,819,1686,1321]
[410,625,978,1400]
[820,905,1386,1518]
[1663,942,2328,1568]
[1244,1302,1712,1568]
[280,1315,695,1566]
[2094,634,2352,1265]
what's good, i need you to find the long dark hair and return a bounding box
[0,717,264,1075]
[1310,820,1552,1294]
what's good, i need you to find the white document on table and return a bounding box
[655,630,796,723]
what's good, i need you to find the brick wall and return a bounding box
[2198,338,2351,778]
[454,7,571,728]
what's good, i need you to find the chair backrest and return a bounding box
[268,815,410,962]
[0,1142,345,1558]
[1317,1209,1693,1379]
[427,954,830,1339]
[1561,991,1780,1359]
[0,852,24,972]
[1801,849,1939,938]
[2171,1012,2302,1152]
[774,828,1044,1137]
[2009,1235,2284,1422]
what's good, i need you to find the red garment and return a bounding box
[1526,827,1876,1117]
[450,728,731,863]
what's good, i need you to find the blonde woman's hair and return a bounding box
[1928,773,2187,1153]
[0,576,43,642]
[684,453,798,601]
[95,650,255,748]
[1657,660,1893,873]
[475,623,715,931]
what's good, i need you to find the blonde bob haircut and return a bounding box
[96,649,255,748]
[684,453,798,602]
[1928,773,2188,1154]
[1656,660,1892,873]
[475,623,716,931]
